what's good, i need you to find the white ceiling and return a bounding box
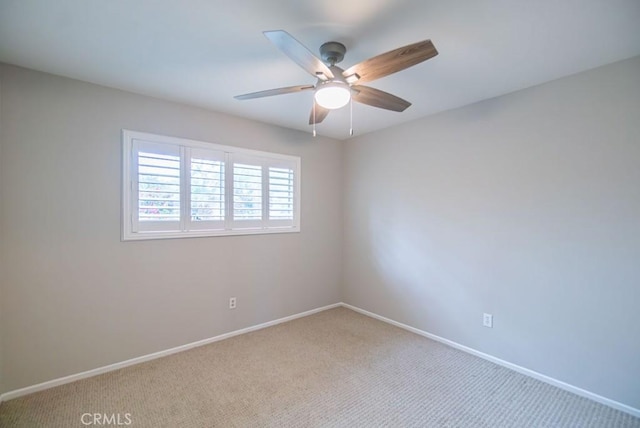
[1,0,639,140]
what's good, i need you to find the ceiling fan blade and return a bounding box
[342,40,437,84]
[351,85,411,112]
[264,30,334,81]
[234,85,315,100]
[309,102,330,124]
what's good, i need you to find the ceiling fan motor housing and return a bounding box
[320,41,346,65]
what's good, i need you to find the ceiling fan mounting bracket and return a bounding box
[320,41,346,65]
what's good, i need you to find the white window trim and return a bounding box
[122,130,301,241]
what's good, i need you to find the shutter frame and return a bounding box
[122,130,300,240]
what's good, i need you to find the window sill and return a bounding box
[121,226,301,241]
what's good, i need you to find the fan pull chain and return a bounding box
[312,101,317,137]
[349,96,354,136]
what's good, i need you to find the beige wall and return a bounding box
[0,64,343,393]
[343,56,640,409]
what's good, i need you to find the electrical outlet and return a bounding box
[229,297,237,309]
[483,313,493,328]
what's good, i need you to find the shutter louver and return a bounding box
[233,162,263,223]
[269,167,294,222]
[138,151,181,222]
[189,149,225,229]
[133,140,181,232]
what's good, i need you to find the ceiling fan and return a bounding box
[235,30,438,131]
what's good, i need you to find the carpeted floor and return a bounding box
[1,307,639,427]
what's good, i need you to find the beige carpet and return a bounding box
[1,307,638,427]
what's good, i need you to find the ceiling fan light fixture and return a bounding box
[314,82,351,109]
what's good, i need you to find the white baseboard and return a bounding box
[341,302,640,419]
[0,303,341,403]
[2,301,639,419]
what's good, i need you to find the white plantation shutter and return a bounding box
[231,155,264,228]
[188,148,225,231]
[133,140,181,232]
[123,130,300,240]
[268,162,296,227]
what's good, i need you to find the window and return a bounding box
[122,130,300,240]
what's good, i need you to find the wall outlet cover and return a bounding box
[483,313,493,328]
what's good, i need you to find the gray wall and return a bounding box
[2,56,639,411]
[343,57,640,409]
[0,64,343,393]
[0,65,4,395]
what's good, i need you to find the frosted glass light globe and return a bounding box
[314,83,351,109]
